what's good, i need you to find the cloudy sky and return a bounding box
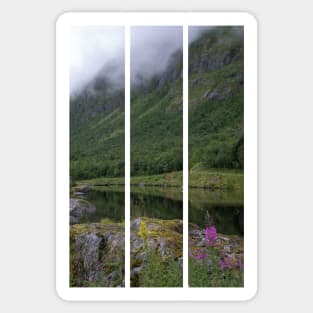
[130,26,182,83]
[70,26,210,93]
[70,26,124,93]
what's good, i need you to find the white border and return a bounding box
[56,12,257,301]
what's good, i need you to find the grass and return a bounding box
[189,257,243,287]
[76,169,243,191]
[189,169,243,190]
[137,250,183,287]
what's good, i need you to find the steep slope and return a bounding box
[70,65,125,180]
[131,50,183,176]
[189,26,244,170]
[70,26,243,181]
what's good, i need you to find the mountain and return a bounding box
[130,50,183,176]
[70,26,243,181]
[189,26,244,170]
[70,64,125,180]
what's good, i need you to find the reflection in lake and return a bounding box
[189,188,243,236]
[131,189,183,220]
[83,186,243,236]
[83,189,125,223]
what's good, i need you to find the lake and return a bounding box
[83,187,243,236]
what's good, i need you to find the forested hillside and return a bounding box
[189,26,244,170]
[70,26,243,181]
[70,65,125,180]
[131,50,183,176]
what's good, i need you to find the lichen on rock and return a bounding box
[70,223,125,287]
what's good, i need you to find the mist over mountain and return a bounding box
[70,26,244,180]
[131,27,182,86]
[70,26,183,95]
[70,26,125,95]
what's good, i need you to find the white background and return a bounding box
[0,0,312,312]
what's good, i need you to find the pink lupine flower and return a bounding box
[205,226,217,246]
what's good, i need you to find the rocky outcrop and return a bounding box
[188,223,243,268]
[70,223,125,287]
[70,198,96,225]
[69,217,243,287]
[130,217,183,286]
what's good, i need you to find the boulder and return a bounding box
[70,223,125,287]
[75,184,90,193]
[130,217,183,286]
[70,198,96,224]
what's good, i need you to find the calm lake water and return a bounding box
[131,189,183,220]
[83,189,125,223]
[83,187,243,236]
[189,188,244,236]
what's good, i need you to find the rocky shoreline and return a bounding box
[69,198,243,287]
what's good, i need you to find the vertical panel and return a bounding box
[188,26,244,287]
[183,25,189,288]
[125,25,130,288]
[69,26,126,287]
[130,26,183,287]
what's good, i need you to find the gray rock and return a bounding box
[76,184,90,193]
[75,233,103,282]
[71,223,125,287]
[131,217,142,231]
[70,199,86,218]
[74,192,86,197]
[70,198,96,222]
[208,90,219,100]
[70,216,79,225]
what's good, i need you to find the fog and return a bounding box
[189,26,214,43]
[131,26,182,84]
[70,26,215,94]
[70,26,124,94]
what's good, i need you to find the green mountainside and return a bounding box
[70,69,125,180]
[189,26,244,171]
[70,26,243,181]
[131,50,183,176]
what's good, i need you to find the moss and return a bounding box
[70,223,90,236]
[131,217,183,287]
[133,217,183,260]
[77,199,91,208]
[70,222,125,287]
[99,218,125,226]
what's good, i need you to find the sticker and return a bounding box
[56,12,257,301]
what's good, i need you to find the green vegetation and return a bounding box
[70,26,244,288]
[138,250,183,287]
[70,78,125,180]
[70,27,243,184]
[189,257,243,287]
[131,78,182,176]
[78,169,243,191]
[132,218,183,287]
[189,26,244,171]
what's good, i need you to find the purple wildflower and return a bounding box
[205,226,217,246]
[196,249,204,260]
[219,256,233,270]
[235,258,244,270]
